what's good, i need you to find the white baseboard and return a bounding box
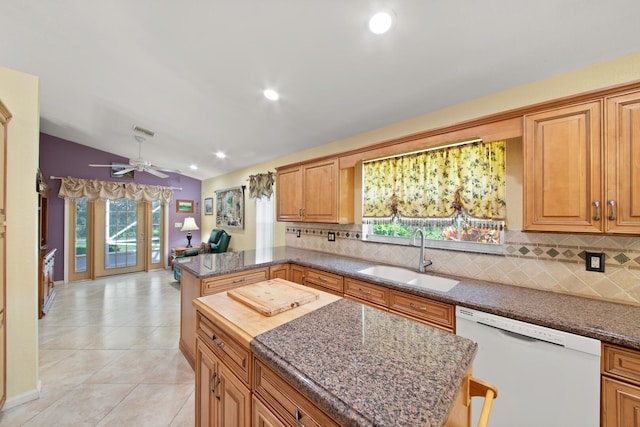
[2,380,41,411]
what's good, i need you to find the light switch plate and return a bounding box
[328,232,335,242]
[585,252,605,272]
[175,222,183,228]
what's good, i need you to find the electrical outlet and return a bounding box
[585,252,605,272]
[296,229,301,238]
[175,222,182,228]
[328,232,335,242]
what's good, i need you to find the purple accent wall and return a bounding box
[39,133,202,281]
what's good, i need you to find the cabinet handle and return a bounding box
[216,341,225,349]
[211,334,217,342]
[211,371,217,395]
[319,276,327,282]
[358,288,371,295]
[608,200,616,221]
[232,277,245,284]
[593,200,600,221]
[299,208,302,216]
[409,302,427,311]
[295,409,306,427]
[214,376,221,401]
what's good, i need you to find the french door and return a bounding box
[68,198,165,280]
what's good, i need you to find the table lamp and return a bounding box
[180,217,199,247]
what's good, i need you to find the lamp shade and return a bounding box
[181,217,199,231]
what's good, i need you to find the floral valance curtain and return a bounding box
[58,176,174,204]
[363,140,506,220]
[248,172,275,199]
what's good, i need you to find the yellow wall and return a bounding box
[203,52,640,251]
[0,65,40,405]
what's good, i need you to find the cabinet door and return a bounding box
[290,265,305,285]
[523,101,603,232]
[196,338,217,427]
[253,396,285,427]
[269,264,289,281]
[605,91,640,233]
[276,165,303,221]
[302,158,338,222]
[217,361,251,427]
[602,377,640,427]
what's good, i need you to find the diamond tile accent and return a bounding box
[533,247,544,256]
[614,253,630,264]
[518,247,530,255]
[562,249,575,258]
[546,248,560,257]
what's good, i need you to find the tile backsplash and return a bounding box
[285,223,640,306]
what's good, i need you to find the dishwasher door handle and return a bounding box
[479,321,560,346]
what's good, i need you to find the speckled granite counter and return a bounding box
[251,298,476,427]
[181,246,640,350]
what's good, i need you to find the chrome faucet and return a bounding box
[410,228,433,273]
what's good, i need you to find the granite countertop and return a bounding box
[181,246,640,350]
[248,298,477,427]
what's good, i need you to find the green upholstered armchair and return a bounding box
[205,229,231,253]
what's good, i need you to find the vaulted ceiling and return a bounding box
[2,1,639,180]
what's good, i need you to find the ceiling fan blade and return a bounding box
[144,168,169,179]
[112,167,136,175]
[155,166,181,174]
[89,163,123,168]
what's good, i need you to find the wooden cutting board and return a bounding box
[227,279,319,317]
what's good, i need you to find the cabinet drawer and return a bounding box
[197,313,250,385]
[202,268,268,295]
[389,291,454,332]
[603,344,640,384]
[304,268,343,293]
[344,278,389,307]
[254,358,340,427]
[253,396,286,427]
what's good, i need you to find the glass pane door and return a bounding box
[94,199,144,277]
[68,198,91,281]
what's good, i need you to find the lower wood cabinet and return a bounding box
[269,264,289,281]
[253,358,340,427]
[300,267,343,295]
[180,267,268,368]
[39,247,56,318]
[196,337,251,427]
[389,290,455,332]
[344,277,389,309]
[253,396,285,427]
[601,343,640,426]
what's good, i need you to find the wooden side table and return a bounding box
[171,246,191,270]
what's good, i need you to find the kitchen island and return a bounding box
[193,280,480,427]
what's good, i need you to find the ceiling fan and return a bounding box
[89,126,181,179]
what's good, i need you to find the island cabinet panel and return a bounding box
[198,313,251,385]
[202,268,269,295]
[269,264,289,281]
[343,277,389,308]
[605,90,640,233]
[601,343,640,426]
[196,337,251,427]
[389,290,455,332]
[289,265,305,285]
[253,396,285,427]
[181,267,268,368]
[523,101,603,233]
[302,268,343,295]
[253,358,341,427]
[276,157,354,224]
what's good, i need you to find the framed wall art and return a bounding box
[204,197,213,215]
[176,199,194,213]
[215,186,244,229]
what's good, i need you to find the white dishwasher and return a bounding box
[455,306,600,427]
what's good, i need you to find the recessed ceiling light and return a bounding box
[189,164,198,170]
[263,89,280,101]
[368,10,394,34]
[215,151,226,159]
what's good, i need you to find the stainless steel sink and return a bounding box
[358,265,459,292]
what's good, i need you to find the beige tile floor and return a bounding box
[0,270,195,426]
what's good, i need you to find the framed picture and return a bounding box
[176,199,194,213]
[111,163,135,178]
[204,197,213,215]
[215,186,244,229]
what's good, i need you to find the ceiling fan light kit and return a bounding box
[88,125,181,178]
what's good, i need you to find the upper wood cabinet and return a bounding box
[523,101,603,233]
[524,90,640,235]
[276,157,354,223]
[605,91,640,233]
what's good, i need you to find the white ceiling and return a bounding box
[2,1,639,180]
